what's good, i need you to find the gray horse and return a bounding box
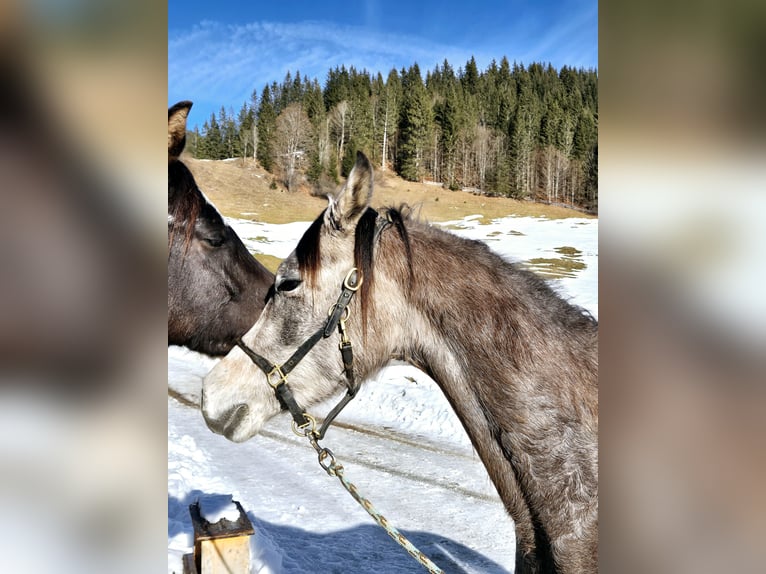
[201,152,598,573]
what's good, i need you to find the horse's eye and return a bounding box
[277,278,302,293]
[204,235,225,248]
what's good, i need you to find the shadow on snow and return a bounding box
[169,491,510,574]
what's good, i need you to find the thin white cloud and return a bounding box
[170,19,465,120]
[518,4,598,69]
[169,16,596,123]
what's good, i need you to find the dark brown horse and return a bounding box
[201,152,598,572]
[168,101,273,355]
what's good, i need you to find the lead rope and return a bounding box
[303,431,445,574]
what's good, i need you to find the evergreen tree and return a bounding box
[371,72,386,169]
[573,109,596,161]
[257,85,277,171]
[343,67,374,175]
[435,82,461,188]
[291,70,304,104]
[205,113,223,159]
[397,64,431,182]
[509,88,538,199]
[488,134,512,197]
[197,120,211,158]
[303,79,324,122]
[303,79,328,183]
[219,106,240,159]
[461,56,480,96]
[324,65,351,111]
[584,141,598,211]
[278,71,293,111]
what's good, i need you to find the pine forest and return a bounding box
[187,57,598,212]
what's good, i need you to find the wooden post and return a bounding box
[182,553,198,574]
[182,499,254,574]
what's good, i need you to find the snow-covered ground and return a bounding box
[168,213,597,574]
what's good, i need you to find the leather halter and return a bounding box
[236,209,391,439]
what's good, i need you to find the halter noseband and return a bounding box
[236,267,363,440]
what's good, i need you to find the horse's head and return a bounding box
[167,101,274,356]
[202,152,405,441]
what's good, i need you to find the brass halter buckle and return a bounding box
[266,365,288,389]
[291,413,316,437]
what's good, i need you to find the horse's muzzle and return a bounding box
[202,402,249,440]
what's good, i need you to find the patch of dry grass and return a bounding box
[522,257,587,279]
[252,253,282,274]
[183,156,595,225]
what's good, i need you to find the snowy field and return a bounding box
[168,213,598,574]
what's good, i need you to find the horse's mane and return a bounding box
[168,160,201,252]
[296,202,597,341]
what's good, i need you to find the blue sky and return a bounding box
[169,0,597,129]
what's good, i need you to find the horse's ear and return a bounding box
[169,101,193,161]
[326,151,373,231]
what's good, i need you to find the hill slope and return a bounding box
[183,156,593,225]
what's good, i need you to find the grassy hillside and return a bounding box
[183,156,594,225]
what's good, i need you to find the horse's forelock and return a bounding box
[297,206,414,339]
[354,208,379,338]
[296,212,325,287]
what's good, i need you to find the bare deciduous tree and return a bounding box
[317,117,330,171]
[239,126,253,165]
[473,124,492,192]
[252,123,258,161]
[329,100,351,174]
[275,103,312,192]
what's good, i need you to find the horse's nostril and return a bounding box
[222,404,249,438]
[201,394,248,437]
[202,407,225,435]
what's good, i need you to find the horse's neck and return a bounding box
[388,224,598,562]
[388,228,539,514]
[401,302,523,507]
[397,223,587,443]
[404,224,533,371]
[397,227,510,418]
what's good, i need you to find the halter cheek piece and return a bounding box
[237,269,360,439]
[236,209,392,439]
[236,267,363,441]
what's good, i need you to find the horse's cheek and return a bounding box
[273,300,314,346]
[277,315,299,346]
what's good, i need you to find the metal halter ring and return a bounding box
[291,413,317,437]
[328,304,350,321]
[343,267,363,291]
[317,446,339,474]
